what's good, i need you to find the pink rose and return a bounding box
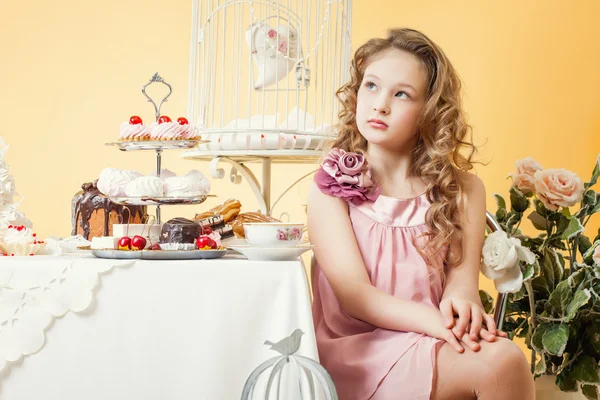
[314,148,381,206]
[510,157,543,195]
[534,168,585,211]
[322,148,345,178]
[268,29,277,38]
[593,245,600,266]
[339,152,365,175]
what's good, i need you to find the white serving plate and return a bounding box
[227,244,314,261]
[91,249,143,259]
[141,249,228,260]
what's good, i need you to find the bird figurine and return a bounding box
[263,328,305,356]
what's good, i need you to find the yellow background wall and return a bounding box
[1,0,599,356]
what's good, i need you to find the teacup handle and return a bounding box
[278,212,290,223]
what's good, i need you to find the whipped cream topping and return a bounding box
[2,225,36,245]
[125,176,165,197]
[179,124,200,139]
[97,168,142,197]
[149,122,182,140]
[164,170,210,197]
[120,122,150,140]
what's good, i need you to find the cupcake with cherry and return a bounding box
[0,225,46,256]
[119,115,200,142]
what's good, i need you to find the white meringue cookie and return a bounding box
[149,168,177,179]
[164,169,210,197]
[125,176,165,197]
[97,168,141,197]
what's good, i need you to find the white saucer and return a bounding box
[227,244,314,261]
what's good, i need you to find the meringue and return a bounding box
[97,168,141,197]
[164,169,211,197]
[125,176,165,197]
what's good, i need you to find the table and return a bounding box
[0,255,320,399]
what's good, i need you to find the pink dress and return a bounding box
[312,193,448,400]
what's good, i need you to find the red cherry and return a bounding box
[177,117,189,125]
[196,235,216,250]
[131,235,147,251]
[201,226,213,235]
[118,236,131,250]
[150,243,161,251]
[129,116,143,125]
[158,115,172,124]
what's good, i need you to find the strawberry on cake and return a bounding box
[148,116,200,141]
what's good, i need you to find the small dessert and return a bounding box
[149,168,177,179]
[125,176,165,197]
[164,170,210,197]
[0,225,45,256]
[196,215,234,240]
[148,116,200,141]
[159,217,201,250]
[91,236,119,250]
[113,223,161,247]
[97,168,142,197]
[195,199,242,223]
[119,116,150,141]
[72,181,147,240]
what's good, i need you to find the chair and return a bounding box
[309,211,508,330]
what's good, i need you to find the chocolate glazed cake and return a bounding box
[160,217,202,244]
[72,181,147,240]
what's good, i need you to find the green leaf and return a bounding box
[535,199,548,217]
[584,157,600,190]
[532,275,551,298]
[568,268,587,289]
[561,217,585,240]
[495,207,507,223]
[523,262,536,282]
[527,210,549,230]
[579,235,593,258]
[541,247,565,291]
[582,384,599,400]
[542,323,569,356]
[565,289,592,322]
[583,190,598,207]
[584,242,600,266]
[571,355,600,384]
[479,290,495,314]
[493,193,507,210]
[548,280,574,316]
[510,186,530,212]
[534,354,547,377]
[584,323,600,358]
[556,369,579,392]
[532,322,553,354]
[594,228,600,244]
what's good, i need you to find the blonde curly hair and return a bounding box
[329,28,484,274]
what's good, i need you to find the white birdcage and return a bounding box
[184,0,352,216]
[187,0,352,152]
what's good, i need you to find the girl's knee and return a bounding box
[482,338,529,376]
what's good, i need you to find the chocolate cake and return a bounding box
[160,217,201,244]
[71,181,147,240]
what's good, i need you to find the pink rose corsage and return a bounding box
[314,148,381,205]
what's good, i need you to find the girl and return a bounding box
[307,28,535,400]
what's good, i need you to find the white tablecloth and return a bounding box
[0,255,320,399]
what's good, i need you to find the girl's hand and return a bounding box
[439,297,507,341]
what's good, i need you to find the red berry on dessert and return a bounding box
[196,235,217,250]
[118,236,132,250]
[129,116,143,125]
[131,235,147,251]
[177,117,189,125]
[158,115,172,124]
[150,243,161,251]
[201,226,213,235]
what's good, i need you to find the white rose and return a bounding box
[593,245,600,266]
[481,230,536,293]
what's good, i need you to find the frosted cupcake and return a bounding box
[120,116,150,141]
[0,225,45,256]
[148,116,200,141]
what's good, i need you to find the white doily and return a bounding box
[0,257,136,374]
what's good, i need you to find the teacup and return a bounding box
[243,223,304,248]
